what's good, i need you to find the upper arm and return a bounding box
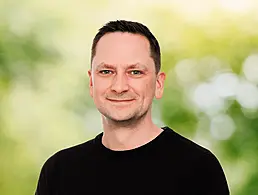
[195,150,230,195]
[35,154,59,195]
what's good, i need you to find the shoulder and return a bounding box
[35,136,101,194]
[163,127,229,193]
[56,137,96,158]
[162,126,220,163]
[42,136,98,170]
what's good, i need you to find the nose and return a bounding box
[110,73,129,93]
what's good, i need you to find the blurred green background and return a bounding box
[1,0,258,194]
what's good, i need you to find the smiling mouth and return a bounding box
[107,99,135,102]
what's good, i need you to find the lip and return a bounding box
[107,99,135,102]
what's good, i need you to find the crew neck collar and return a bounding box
[94,126,171,155]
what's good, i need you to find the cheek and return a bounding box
[131,80,156,99]
[92,78,111,97]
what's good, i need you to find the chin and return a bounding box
[99,108,147,123]
[107,114,135,123]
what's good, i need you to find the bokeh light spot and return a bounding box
[210,114,235,140]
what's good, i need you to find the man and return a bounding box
[35,20,230,194]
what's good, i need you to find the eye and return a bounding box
[99,70,113,75]
[130,70,143,75]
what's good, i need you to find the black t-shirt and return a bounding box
[35,126,230,194]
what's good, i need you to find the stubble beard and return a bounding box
[100,104,150,128]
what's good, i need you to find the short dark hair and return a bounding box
[91,20,161,74]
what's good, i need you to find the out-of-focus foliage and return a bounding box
[1,0,258,194]
[0,3,61,195]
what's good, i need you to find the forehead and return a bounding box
[92,32,154,69]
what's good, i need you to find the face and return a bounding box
[88,32,165,123]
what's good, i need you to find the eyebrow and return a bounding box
[96,62,148,71]
[96,63,115,70]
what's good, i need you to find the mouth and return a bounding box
[106,98,135,103]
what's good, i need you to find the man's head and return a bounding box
[91,20,161,74]
[88,20,165,123]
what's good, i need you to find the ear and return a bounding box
[155,72,166,99]
[88,70,93,98]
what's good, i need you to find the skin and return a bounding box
[88,32,166,151]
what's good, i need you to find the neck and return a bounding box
[101,110,163,151]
